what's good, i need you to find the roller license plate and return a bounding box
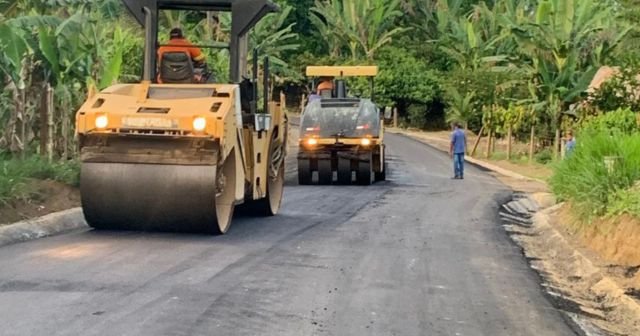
[122,117,178,129]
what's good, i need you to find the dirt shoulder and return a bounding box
[0,180,80,227]
[393,127,640,334]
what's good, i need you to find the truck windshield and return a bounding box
[301,100,379,138]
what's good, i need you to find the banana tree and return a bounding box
[311,0,409,60]
[505,0,631,157]
[445,86,475,130]
[438,16,508,71]
[38,11,128,157]
[249,5,299,81]
[0,18,30,154]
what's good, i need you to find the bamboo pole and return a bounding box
[393,107,398,128]
[529,124,535,163]
[506,125,513,161]
[554,127,560,160]
[39,84,47,157]
[18,87,26,159]
[470,126,484,157]
[62,97,69,159]
[485,128,492,159]
[46,85,54,161]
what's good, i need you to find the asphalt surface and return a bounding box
[0,133,577,336]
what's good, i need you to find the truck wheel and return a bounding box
[318,159,333,185]
[357,154,373,186]
[298,159,312,185]
[375,160,387,181]
[337,157,352,184]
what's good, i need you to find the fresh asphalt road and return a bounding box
[0,133,577,336]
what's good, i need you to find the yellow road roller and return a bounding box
[298,66,385,186]
[75,0,287,234]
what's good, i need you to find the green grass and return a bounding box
[0,154,79,205]
[550,130,640,221]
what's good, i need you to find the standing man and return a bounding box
[564,130,576,158]
[450,122,467,180]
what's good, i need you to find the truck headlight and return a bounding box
[193,117,207,132]
[361,138,372,146]
[95,115,109,129]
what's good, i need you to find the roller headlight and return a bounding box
[95,115,109,129]
[306,138,318,146]
[361,138,372,146]
[193,117,207,132]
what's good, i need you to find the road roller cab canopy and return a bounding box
[301,99,381,139]
[306,66,378,99]
[121,0,278,83]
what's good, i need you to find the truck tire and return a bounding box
[337,157,352,185]
[357,153,373,186]
[318,159,333,185]
[298,159,312,185]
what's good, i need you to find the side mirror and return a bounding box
[255,114,272,132]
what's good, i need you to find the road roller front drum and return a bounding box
[80,151,237,235]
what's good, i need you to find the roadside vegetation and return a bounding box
[0,154,79,205]
[551,109,640,221]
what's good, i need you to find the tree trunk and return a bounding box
[393,107,398,128]
[4,79,23,154]
[529,124,535,164]
[62,111,69,160]
[40,84,48,156]
[280,92,286,111]
[554,127,560,160]
[471,126,484,157]
[485,128,492,159]
[301,93,306,112]
[506,125,513,161]
[46,85,54,161]
[492,130,496,155]
[17,87,26,158]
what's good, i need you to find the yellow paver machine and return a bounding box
[298,66,386,185]
[75,0,287,234]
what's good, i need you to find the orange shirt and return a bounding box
[317,80,334,94]
[157,38,206,63]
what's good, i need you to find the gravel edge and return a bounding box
[0,208,88,247]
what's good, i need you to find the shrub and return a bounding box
[408,104,428,129]
[607,183,640,217]
[550,130,640,220]
[0,156,80,204]
[581,108,639,135]
[589,65,640,112]
[535,148,553,164]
